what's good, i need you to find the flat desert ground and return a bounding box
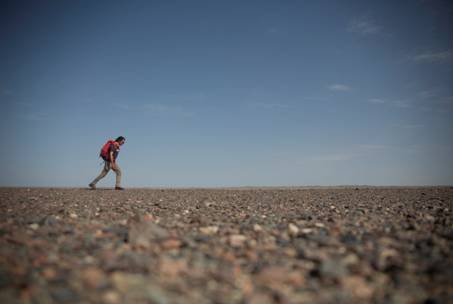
[0,187,452,303]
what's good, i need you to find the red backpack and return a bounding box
[100,140,118,160]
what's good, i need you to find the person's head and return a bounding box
[115,136,126,146]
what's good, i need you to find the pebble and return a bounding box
[342,276,374,300]
[102,290,121,304]
[301,228,313,234]
[288,223,299,237]
[320,259,348,279]
[253,224,263,232]
[81,267,107,289]
[229,234,247,247]
[160,238,183,250]
[199,226,219,235]
[42,267,57,280]
[28,223,39,230]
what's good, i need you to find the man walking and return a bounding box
[89,136,126,190]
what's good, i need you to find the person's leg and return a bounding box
[89,162,111,188]
[112,164,122,188]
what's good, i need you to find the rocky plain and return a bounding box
[0,187,452,304]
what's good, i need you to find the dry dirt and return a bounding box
[0,187,452,303]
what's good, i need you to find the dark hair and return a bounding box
[115,136,125,142]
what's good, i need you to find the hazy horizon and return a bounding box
[1,1,453,187]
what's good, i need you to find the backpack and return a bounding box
[100,140,116,160]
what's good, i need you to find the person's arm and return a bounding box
[110,151,116,169]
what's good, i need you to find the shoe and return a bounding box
[115,186,125,190]
[89,183,96,190]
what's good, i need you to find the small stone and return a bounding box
[248,239,257,248]
[320,259,348,279]
[314,222,325,228]
[102,290,121,304]
[229,234,247,247]
[288,223,299,237]
[159,258,188,277]
[257,266,288,286]
[84,256,96,264]
[128,220,169,249]
[378,248,400,270]
[204,201,214,207]
[111,272,146,292]
[161,238,183,250]
[51,287,79,303]
[342,276,374,300]
[425,214,435,222]
[69,213,78,219]
[253,224,263,232]
[342,253,359,267]
[143,213,156,222]
[341,233,359,245]
[284,248,297,257]
[199,226,219,235]
[301,228,313,234]
[95,230,104,238]
[40,215,58,226]
[102,225,128,242]
[82,267,106,289]
[257,266,305,288]
[42,267,57,280]
[28,223,39,230]
[249,293,274,304]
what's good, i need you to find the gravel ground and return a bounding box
[0,187,452,304]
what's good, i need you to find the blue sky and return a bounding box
[1,0,452,187]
